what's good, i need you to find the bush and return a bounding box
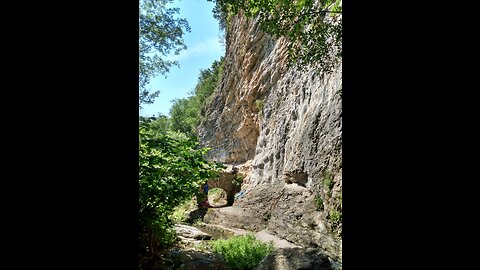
[210,234,273,270]
[138,117,223,255]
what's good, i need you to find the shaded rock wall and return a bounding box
[198,12,342,262]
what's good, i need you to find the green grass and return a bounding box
[210,233,273,270]
[170,198,197,223]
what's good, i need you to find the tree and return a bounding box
[138,117,222,256]
[139,0,191,107]
[169,57,224,135]
[169,97,199,135]
[208,0,342,72]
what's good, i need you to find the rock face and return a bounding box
[198,12,342,262]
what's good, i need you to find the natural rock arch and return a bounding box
[207,165,242,206]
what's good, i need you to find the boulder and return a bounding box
[254,248,340,270]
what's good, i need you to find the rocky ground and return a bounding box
[141,189,341,270]
[144,218,340,269]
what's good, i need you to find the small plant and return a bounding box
[255,99,264,117]
[210,233,273,270]
[315,196,324,211]
[232,174,245,187]
[192,218,204,226]
[323,172,334,190]
[329,209,342,224]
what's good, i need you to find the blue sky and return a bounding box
[139,0,225,117]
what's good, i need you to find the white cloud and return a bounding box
[167,37,224,62]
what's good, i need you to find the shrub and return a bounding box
[138,118,223,255]
[210,233,273,270]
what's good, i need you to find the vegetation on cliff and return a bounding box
[170,57,224,135]
[208,0,342,71]
[139,56,223,136]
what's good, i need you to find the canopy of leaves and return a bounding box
[139,115,171,133]
[208,0,342,72]
[139,0,191,107]
[139,117,223,253]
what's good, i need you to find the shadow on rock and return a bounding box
[254,247,341,270]
[186,208,208,224]
[169,249,228,270]
[140,249,228,270]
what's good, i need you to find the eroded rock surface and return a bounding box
[198,11,342,262]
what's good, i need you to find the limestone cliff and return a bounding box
[198,12,342,262]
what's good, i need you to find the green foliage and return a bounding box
[232,174,245,187]
[207,0,229,33]
[207,0,228,44]
[210,234,274,270]
[169,57,224,135]
[255,99,264,116]
[196,58,224,113]
[171,198,197,223]
[329,209,342,224]
[139,114,172,134]
[139,0,191,107]
[209,0,342,72]
[169,97,199,135]
[315,196,324,211]
[323,171,334,191]
[192,218,204,226]
[138,117,223,255]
